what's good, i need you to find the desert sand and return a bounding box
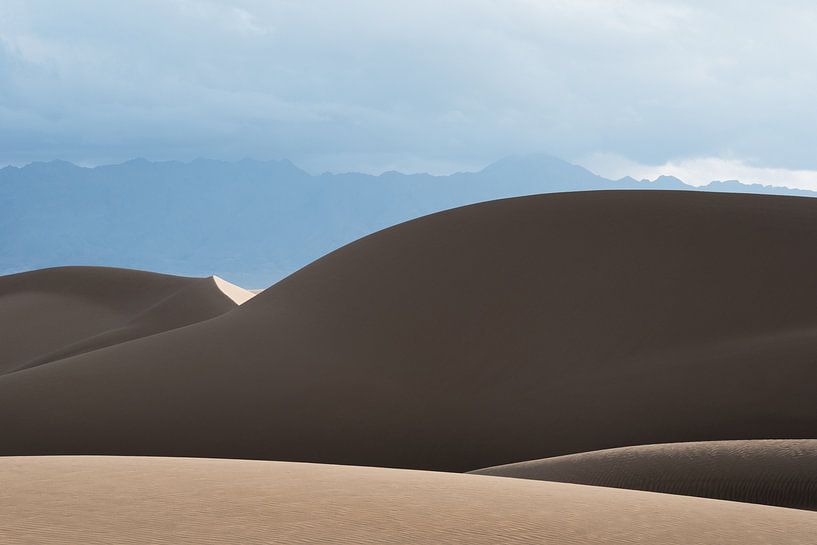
[212,275,256,304]
[2,192,817,472]
[2,456,817,545]
[4,190,817,543]
[0,266,247,373]
[472,439,817,510]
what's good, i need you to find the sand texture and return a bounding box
[472,439,817,510]
[2,456,817,545]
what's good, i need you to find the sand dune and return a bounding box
[3,192,817,471]
[2,456,816,545]
[0,266,240,373]
[213,275,255,304]
[472,440,817,510]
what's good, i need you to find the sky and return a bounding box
[2,1,817,187]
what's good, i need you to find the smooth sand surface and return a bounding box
[2,456,817,545]
[212,275,255,304]
[0,266,239,373]
[472,440,817,510]
[4,192,817,471]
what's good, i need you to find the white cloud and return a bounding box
[0,1,816,174]
[580,152,817,191]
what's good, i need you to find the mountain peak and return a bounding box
[19,160,85,176]
[481,153,572,173]
[478,154,608,191]
[649,175,692,190]
[3,154,817,287]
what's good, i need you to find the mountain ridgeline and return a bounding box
[2,154,813,286]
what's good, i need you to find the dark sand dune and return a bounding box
[472,440,817,510]
[3,456,817,545]
[3,192,817,471]
[0,266,244,373]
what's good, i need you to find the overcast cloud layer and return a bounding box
[1,1,817,183]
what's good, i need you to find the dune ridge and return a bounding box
[212,275,255,304]
[472,440,817,510]
[2,456,817,545]
[3,192,817,473]
[5,190,817,542]
[0,266,241,373]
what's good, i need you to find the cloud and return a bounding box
[0,1,816,174]
[580,152,817,191]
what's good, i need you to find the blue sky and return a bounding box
[2,1,817,187]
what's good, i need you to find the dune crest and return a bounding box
[212,275,255,304]
[0,266,239,373]
[472,440,817,510]
[4,192,817,472]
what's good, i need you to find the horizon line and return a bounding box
[0,154,812,194]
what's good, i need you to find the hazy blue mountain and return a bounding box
[1,154,812,287]
[702,179,817,198]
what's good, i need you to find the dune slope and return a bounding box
[0,266,241,373]
[472,440,817,510]
[2,456,817,545]
[3,192,817,471]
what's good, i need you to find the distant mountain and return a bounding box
[1,154,813,286]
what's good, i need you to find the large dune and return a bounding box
[0,266,247,373]
[2,456,816,545]
[2,192,817,471]
[472,440,817,510]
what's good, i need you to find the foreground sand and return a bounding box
[2,456,816,545]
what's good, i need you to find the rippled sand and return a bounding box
[2,456,817,545]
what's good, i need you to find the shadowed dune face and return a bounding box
[2,456,817,545]
[0,267,242,373]
[3,192,817,471]
[472,440,817,511]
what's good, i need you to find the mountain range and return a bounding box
[2,154,814,287]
